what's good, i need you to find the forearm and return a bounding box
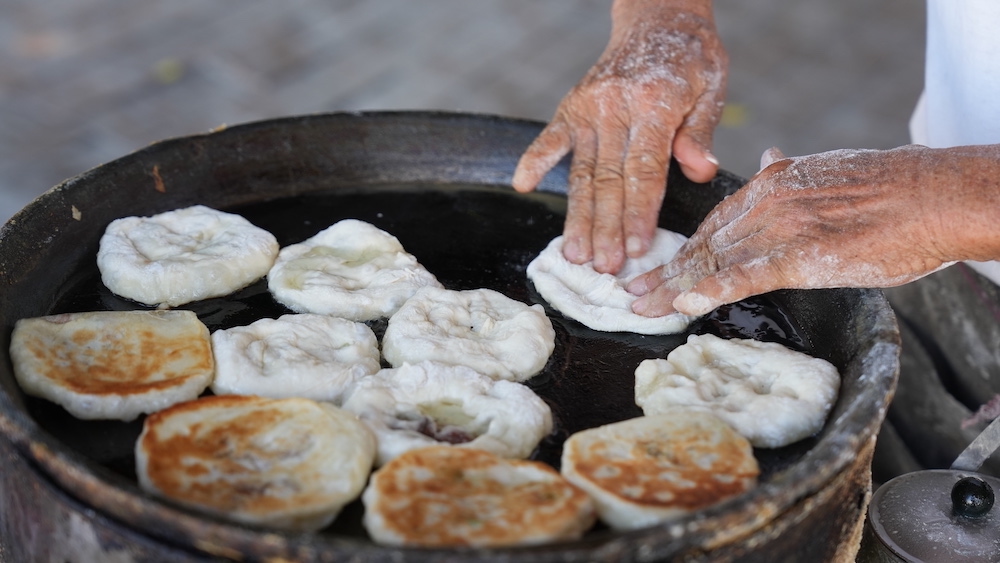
[920,145,1000,263]
[609,0,716,46]
[611,0,714,27]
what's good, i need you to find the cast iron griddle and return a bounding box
[29,182,814,538]
[0,113,899,561]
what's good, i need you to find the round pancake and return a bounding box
[97,205,279,307]
[267,219,442,321]
[381,286,555,382]
[560,411,759,530]
[135,395,376,532]
[340,361,553,466]
[362,446,595,547]
[210,313,380,403]
[10,310,214,421]
[635,333,841,448]
[526,229,694,335]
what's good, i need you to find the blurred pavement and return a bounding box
[0,0,924,222]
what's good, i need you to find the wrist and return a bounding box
[610,0,715,35]
[915,145,1000,263]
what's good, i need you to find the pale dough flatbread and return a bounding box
[635,333,841,448]
[341,361,553,466]
[210,314,380,403]
[381,286,555,382]
[267,219,442,321]
[526,229,695,334]
[97,205,279,307]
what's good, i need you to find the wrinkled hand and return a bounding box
[513,0,727,274]
[627,145,989,317]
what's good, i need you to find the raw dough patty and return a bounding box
[526,229,695,334]
[97,205,279,307]
[267,219,442,321]
[341,361,553,466]
[210,314,380,403]
[561,411,759,530]
[381,286,555,382]
[136,395,376,531]
[10,310,214,421]
[362,446,595,547]
[635,333,841,448]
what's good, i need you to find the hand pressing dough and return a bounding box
[10,310,213,421]
[526,229,695,334]
[381,286,555,382]
[267,219,442,321]
[97,205,279,307]
[341,361,553,466]
[362,446,595,547]
[635,333,840,448]
[561,411,759,531]
[210,314,380,403]
[135,395,375,532]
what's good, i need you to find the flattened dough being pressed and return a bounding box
[526,229,695,334]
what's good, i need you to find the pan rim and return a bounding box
[0,110,900,561]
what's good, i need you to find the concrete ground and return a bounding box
[0,0,924,223]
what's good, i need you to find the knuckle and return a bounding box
[592,163,625,188]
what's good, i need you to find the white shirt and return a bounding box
[910,0,1000,285]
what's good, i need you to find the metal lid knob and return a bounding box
[952,476,995,518]
[868,470,1000,562]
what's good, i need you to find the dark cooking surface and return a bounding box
[27,183,815,538]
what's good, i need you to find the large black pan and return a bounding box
[0,112,899,562]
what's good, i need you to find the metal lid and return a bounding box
[869,469,1000,562]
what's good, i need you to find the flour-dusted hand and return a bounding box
[513,0,727,274]
[627,145,1000,317]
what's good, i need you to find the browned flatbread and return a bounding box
[561,410,760,530]
[362,446,595,547]
[10,310,214,420]
[135,395,376,531]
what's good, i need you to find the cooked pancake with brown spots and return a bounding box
[135,395,376,532]
[362,446,595,547]
[561,411,759,530]
[10,310,214,421]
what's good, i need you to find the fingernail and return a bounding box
[563,238,582,262]
[593,251,609,273]
[705,151,719,166]
[673,291,713,316]
[626,277,647,295]
[631,295,651,315]
[626,236,643,257]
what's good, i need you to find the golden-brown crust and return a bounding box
[15,310,213,395]
[561,411,759,529]
[569,424,758,510]
[363,446,595,547]
[137,395,375,531]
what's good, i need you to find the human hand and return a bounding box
[626,145,995,317]
[512,0,727,274]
